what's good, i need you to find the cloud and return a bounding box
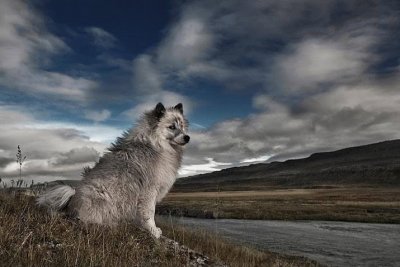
[183,74,400,167]
[0,105,120,181]
[304,83,400,114]
[84,109,111,122]
[84,27,117,49]
[0,157,14,168]
[271,38,371,92]
[0,0,68,72]
[126,1,219,117]
[129,49,193,121]
[269,19,382,92]
[0,0,97,102]
[53,147,100,166]
[97,54,132,71]
[178,157,232,177]
[132,54,163,94]
[123,91,193,120]
[1,0,399,181]
[135,0,397,96]
[240,154,274,164]
[0,105,34,125]
[2,69,97,101]
[147,0,399,172]
[157,9,215,69]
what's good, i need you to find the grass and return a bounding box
[157,187,400,223]
[0,191,319,266]
[0,192,187,267]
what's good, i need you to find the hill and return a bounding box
[0,192,320,267]
[174,140,400,191]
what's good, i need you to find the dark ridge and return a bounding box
[174,139,400,191]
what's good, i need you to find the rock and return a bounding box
[160,236,228,267]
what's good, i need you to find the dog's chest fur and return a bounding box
[154,148,182,202]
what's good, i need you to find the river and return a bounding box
[172,217,400,267]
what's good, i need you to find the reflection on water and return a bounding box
[174,217,400,267]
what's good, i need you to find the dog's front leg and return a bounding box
[136,191,161,238]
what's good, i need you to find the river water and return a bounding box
[173,217,400,267]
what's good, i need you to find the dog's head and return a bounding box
[151,102,190,147]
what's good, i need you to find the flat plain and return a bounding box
[157,186,400,223]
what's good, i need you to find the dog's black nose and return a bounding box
[184,135,190,143]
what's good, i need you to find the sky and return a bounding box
[0,0,400,183]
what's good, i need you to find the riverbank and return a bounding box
[167,217,400,267]
[157,216,322,267]
[156,187,400,223]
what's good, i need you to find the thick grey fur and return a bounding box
[37,103,189,238]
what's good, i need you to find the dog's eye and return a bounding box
[168,125,176,130]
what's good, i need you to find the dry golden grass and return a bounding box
[158,187,400,223]
[0,192,189,267]
[0,191,320,267]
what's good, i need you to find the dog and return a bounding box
[37,102,189,238]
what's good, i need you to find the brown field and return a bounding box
[157,187,400,223]
[0,191,320,267]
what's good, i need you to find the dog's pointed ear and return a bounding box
[174,103,183,114]
[154,102,166,119]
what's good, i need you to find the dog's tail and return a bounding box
[37,185,76,211]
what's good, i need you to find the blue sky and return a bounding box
[0,0,400,182]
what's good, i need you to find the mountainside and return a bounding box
[174,140,400,191]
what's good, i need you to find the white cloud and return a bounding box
[132,54,163,93]
[240,154,274,164]
[25,121,123,144]
[53,147,100,165]
[0,0,68,72]
[183,72,400,167]
[0,105,121,181]
[178,157,232,177]
[123,91,193,120]
[129,51,193,120]
[127,2,216,116]
[7,69,97,101]
[158,0,400,171]
[0,0,97,101]
[305,84,400,113]
[0,105,34,125]
[84,27,117,49]
[271,32,377,92]
[84,109,111,122]
[157,13,214,68]
[2,0,400,181]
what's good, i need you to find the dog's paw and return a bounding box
[150,227,162,239]
[149,226,162,239]
[156,227,162,236]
